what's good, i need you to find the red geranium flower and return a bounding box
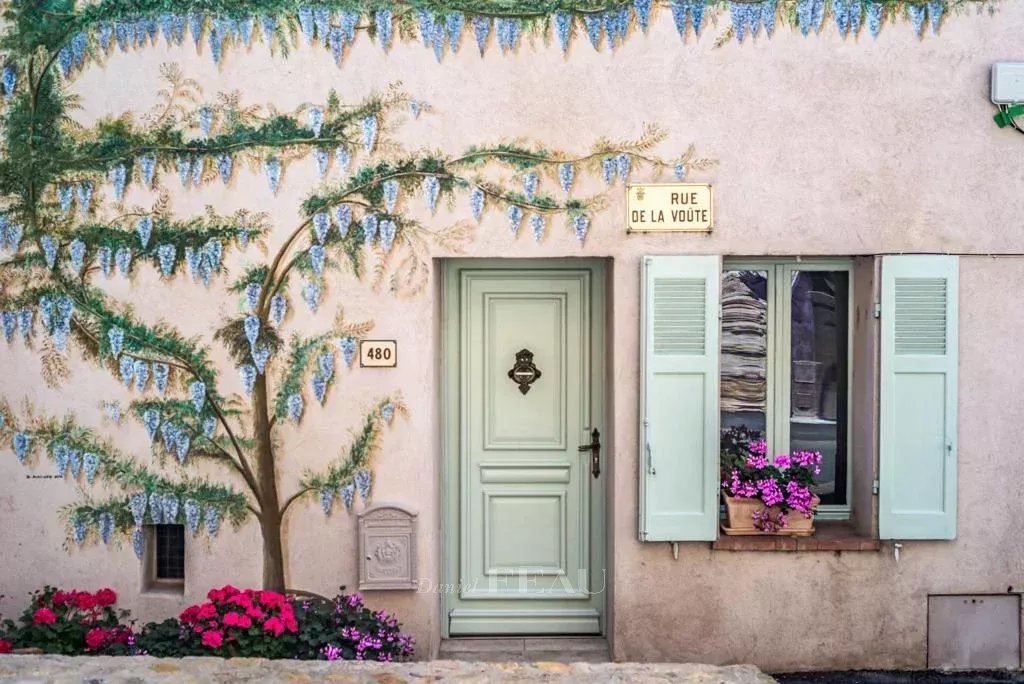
[222,611,243,627]
[196,603,218,621]
[95,588,117,607]
[180,605,200,624]
[262,616,284,637]
[201,630,224,649]
[32,607,57,625]
[245,606,264,620]
[257,590,285,609]
[85,628,108,651]
[0,639,11,654]
[51,591,71,607]
[226,593,253,609]
[76,593,97,611]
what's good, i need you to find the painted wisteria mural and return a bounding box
[0,0,998,595]
[0,0,738,591]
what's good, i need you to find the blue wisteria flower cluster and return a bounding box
[27,294,75,351]
[337,337,357,367]
[25,0,956,87]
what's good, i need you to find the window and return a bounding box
[144,524,185,592]
[639,255,957,543]
[720,260,852,516]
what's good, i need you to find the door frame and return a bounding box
[440,258,608,637]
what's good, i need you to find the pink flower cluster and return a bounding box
[786,481,815,516]
[751,509,788,533]
[744,440,770,469]
[179,585,298,650]
[755,478,784,506]
[792,450,823,475]
[722,441,823,531]
[724,468,757,498]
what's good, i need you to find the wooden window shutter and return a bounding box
[639,255,721,541]
[879,255,959,540]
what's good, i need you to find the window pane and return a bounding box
[790,271,849,506]
[155,524,185,579]
[721,270,769,465]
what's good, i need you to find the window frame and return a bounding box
[722,257,855,520]
[142,524,186,594]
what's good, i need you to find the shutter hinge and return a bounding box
[872,479,879,495]
[873,303,881,319]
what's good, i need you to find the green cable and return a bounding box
[994,104,1024,129]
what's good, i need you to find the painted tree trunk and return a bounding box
[259,511,287,591]
[254,374,286,591]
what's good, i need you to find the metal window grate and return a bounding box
[155,524,185,580]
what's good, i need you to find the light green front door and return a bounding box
[444,262,605,636]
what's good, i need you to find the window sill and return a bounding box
[141,580,185,596]
[711,522,880,552]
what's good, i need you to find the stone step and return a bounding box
[438,636,610,663]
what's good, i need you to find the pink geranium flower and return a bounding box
[32,607,57,625]
[722,438,822,531]
[263,616,285,637]
[201,630,224,649]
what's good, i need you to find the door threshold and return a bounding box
[438,636,609,663]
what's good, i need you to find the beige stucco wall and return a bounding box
[1,3,1023,670]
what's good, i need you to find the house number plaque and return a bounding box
[360,340,397,368]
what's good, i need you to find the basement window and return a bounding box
[143,524,185,593]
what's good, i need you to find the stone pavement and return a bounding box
[0,655,776,683]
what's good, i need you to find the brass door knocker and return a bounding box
[508,348,542,395]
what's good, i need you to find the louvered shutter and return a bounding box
[639,256,721,541]
[879,255,958,540]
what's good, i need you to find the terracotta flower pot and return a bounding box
[721,495,818,536]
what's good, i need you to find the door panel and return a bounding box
[447,266,604,635]
[483,294,566,450]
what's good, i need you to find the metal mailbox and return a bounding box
[357,503,417,591]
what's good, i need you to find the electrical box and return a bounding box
[992,62,1024,104]
[928,594,1021,669]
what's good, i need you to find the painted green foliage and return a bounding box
[0,1,712,591]
[0,0,990,590]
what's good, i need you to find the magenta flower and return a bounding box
[722,440,822,529]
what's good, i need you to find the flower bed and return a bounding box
[0,587,133,655]
[0,585,413,661]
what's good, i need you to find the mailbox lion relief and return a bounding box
[358,504,418,591]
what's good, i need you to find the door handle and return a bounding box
[578,428,601,479]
